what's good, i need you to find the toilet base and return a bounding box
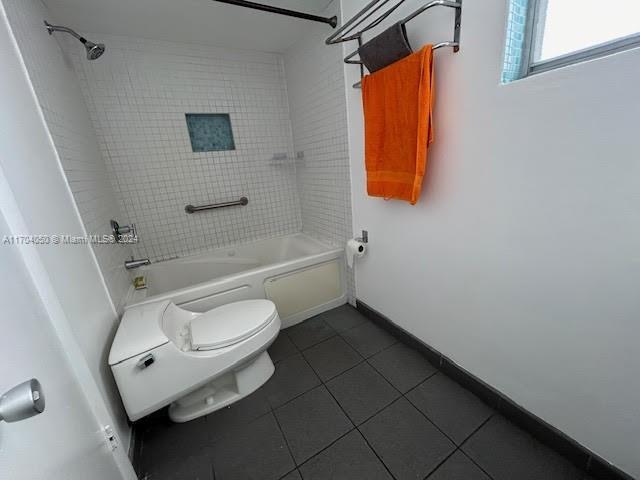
[167,351,275,423]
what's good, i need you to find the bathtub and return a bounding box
[126,234,346,328]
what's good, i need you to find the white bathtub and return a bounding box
[126,234,346,328]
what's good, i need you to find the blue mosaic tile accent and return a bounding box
[502,0,529,83]
[185,113,235,152]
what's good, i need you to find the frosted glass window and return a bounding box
[186,114,235,152]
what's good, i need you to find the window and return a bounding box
[502,0,640,83]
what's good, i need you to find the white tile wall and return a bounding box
[67,35,302,262]
[283,1,355,302]
[3,0,133,310]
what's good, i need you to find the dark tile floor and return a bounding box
[133,304,592,480]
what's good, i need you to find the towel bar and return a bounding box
[327,0,462,88]
[351,41,459,88]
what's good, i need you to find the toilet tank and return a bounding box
[109,301,171,366]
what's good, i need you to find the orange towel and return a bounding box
[362,45,434,205]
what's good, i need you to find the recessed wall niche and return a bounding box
[185,113,235,152]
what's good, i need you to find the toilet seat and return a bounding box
[188,299,277,351]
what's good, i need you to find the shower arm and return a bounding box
[44,22,86,43]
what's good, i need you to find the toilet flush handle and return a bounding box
[136,353,155,370]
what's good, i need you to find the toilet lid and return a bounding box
[189,299,277,351]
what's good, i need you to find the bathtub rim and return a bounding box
[124,234,344,312]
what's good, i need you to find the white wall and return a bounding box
[68,34,302,262]
[1,0,131,447]
[342,0,640,477]
[283,0,355,300]
[2,0,133,311]
[0,211,129,480]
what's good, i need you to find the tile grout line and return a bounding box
[280,354,362,470]
[454,414,497,480]
[342,350,494,480]
[269,346,371,474]
[402,388,466,447]
[279,314,457,480]
[307,356,368,384]
[261,331,315,479]
[286,312,396,355]
[458,449,496,480]
[320,374,398,480]
[266,330,306,472]
[270,407,299,479]
[295,427,359,471]
[422,413,497,480]
[364,356,439,396]
[354,423,399,480]
[422,447,460,480]
[306,342,399,479]
[269,354,322,410]
[286,315,404,386]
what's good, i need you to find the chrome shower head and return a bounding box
[44,21,105,60]
[84,41,105,60]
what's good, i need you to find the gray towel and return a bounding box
[358,22,413,73]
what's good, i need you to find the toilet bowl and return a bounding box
[108,299,280,422]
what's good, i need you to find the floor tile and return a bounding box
[303,336,363,381]
[360,398,455,480]
[462,416,584,480]
[299,430,392,480]
[406,373,493,444]
[211,412,294,480]
[134,306,593,480]
[280,470,302,480]
[427,451,490,480]
[368,342,438,393]
[286,316,336,350]
[326,362,400,425]
[138,413,210,462]
[142,454,213,480]
[262,354,321,408]
[269,333,299,363]
[318,304,368,333]
[340,321,396,358]
[275,385,353,465]
[206,388,271,441]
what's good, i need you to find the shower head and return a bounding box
[84,41,105,60]
[44,21,105,60]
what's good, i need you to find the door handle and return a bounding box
[0,379,45,423]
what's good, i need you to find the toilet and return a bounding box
[108,299,280,422]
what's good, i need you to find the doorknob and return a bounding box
[0,379,45,423]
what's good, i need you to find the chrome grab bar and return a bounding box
[185,196,249,214]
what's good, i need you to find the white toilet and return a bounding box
[108,299,280,422]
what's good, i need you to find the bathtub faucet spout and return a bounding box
[125,256,151,270]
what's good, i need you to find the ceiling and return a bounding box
[42,0,335,52]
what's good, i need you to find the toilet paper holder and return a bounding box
[356,230,368,244]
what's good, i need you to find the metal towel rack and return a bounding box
[326,0,462,88]
[185,196,249,214]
